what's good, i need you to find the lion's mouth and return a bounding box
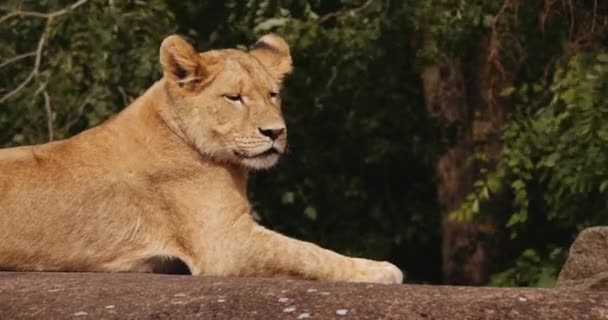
[235,148,281,159]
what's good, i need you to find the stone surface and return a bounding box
[0,272,607,319]
[557,226,608,291]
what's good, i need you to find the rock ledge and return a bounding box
[1,272,607,319]
[557,226,608,291]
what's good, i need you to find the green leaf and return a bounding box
[597,53,608,63]
[542,153,559,167]
[597,129,608,141]
[254,17,289,33]
[560,88,577,104]
[12,134,25,144]
[499,86,516,97]
[304,206,317,221]
[472,199,479,213]
[511,180,526,190]
[482,14,493,28]
[281,192,295,204]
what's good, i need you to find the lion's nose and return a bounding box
[259,127,285,140]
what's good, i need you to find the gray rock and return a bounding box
[0,272,607,319]
[557,226,608,291]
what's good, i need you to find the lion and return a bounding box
[0,34,403,284]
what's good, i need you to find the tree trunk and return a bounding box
[422,36,508,285]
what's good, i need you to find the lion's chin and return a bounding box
[239,153,281,170]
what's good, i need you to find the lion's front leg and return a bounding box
[248,225,403,284]
[196,215,403,284]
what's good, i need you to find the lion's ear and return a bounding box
[249,34,293,82]
[160,35,206,87]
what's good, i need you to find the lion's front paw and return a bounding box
[351,259,404,284]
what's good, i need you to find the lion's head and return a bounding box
[158,34,292,170]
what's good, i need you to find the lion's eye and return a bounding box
[269,91,279,99]
[224,94,242,103]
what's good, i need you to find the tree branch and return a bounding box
[63,86,96,132]
[0,0,89,25]
[0,0,89,104]
[42,90,54,141]
[0,51,36,69]
[118,86,131,107]
[0,29,46,104]
[319,0,376,24]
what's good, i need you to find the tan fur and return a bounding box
[0,34,403,284]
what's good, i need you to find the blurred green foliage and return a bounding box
[448,1,608,286]
[1,0,607,286]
